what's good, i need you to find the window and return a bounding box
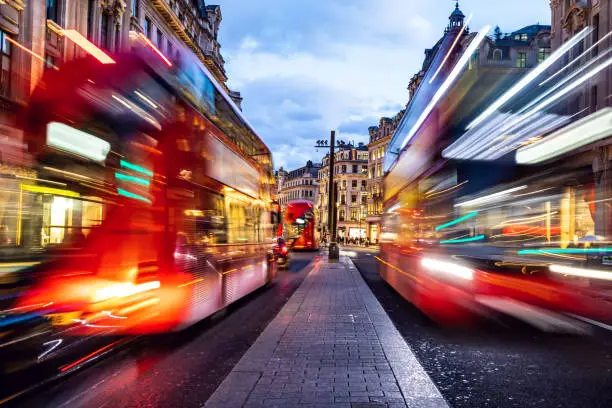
[131,0,139,17]
[115,24,121,50]
[351,209,358,221]
[362,165,367,173]
[361,196,367,205]
[351,194,357,204]
[516,52,527,68]
[46,0,61,23]
[361,180,367,188]
[352,164,358,173]
[100,11,110,50]
[157,28,163,48]
[493,49,502,60]
[352,180,357,188]
[144,17,152,39]
[342,180,347,189]
[167,40,173,58]
[340,194,346,205]
[44,53,56,71]
[339,210,345,222]
[0,31,10,97]
[591,85,598,111]
[87,0,95,38]
[593,14,600,57]
[341,165,346,173]
[520,33,528,42]
[538,48,550,63]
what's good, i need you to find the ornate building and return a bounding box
[550,0,609,117]
[0,0,239,169]
[317,143,369,242]
[549,0,612,235]
[278,161,320,209]
[365,111,404,243]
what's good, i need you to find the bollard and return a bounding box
[328,242,339,262]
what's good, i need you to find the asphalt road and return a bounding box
[5,251,318,408]
[348,247,612,408]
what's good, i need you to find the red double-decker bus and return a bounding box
[283,201,318,250]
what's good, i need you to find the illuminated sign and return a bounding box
[47,122,111,163]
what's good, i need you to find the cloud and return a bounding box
[213,0,552,169]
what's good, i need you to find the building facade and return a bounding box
[317,143,368,242]
[550,0,612,235]
[365,112,404,243]
[0,0,239,167]
[278,161,320,209]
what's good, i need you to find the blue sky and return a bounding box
[212,0,551,170]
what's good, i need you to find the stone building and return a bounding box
[274,166,288,194]
[365,111,404,243]
[549,0,612,235]
[317,143,368,242]
[550,0,610,117]
[0,0,239,168]
[278,161,320,209]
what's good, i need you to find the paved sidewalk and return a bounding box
[205,256,448,408]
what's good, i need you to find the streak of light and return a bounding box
[421,258,474,280]
[512,57,612,146]
[138,32,173,67]
[540,30,612,87]
[222,268,238,275]
[117,188,152,203]
[498,211,558,226]
[37,339,63,360]
[518,248,612,255]
[60,340,123,372]
[435,211,478,231]
[455,185,527,207]
[374,256,421,283]
[516,106,612,164]
[440,235,485,244]
[102,311,128,319]
[425,180,469,198]
[118,298,160,315]
[62,29,116,64]
[1,301,52,314]
[115,172,151,186]
[549,264,612,281]
[93,280,160,303]
[401,24,491,149]
[177,278,204,288]
[467,27,591,130]
[134,90,159,109]
[5,37,58,69]
[119,159,154,177]
[513,188,555,198]
[428,13,473,84]
[15,175,66,186]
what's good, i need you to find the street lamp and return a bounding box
[314,131,345,261]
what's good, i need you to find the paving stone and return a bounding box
[203,257,447,408]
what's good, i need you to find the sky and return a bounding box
[212,0,551,170]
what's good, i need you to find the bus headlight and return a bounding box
[421,258,474,281]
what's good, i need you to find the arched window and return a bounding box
[493,49,502,60]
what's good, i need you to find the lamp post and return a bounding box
[315,131,349,261]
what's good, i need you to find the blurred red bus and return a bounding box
[284,200,318,250]
[11,40,280,334]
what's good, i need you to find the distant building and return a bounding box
[317,143,369,241]
[365,111,404,243]
[279,161,321,209]
[275,167,288,194]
